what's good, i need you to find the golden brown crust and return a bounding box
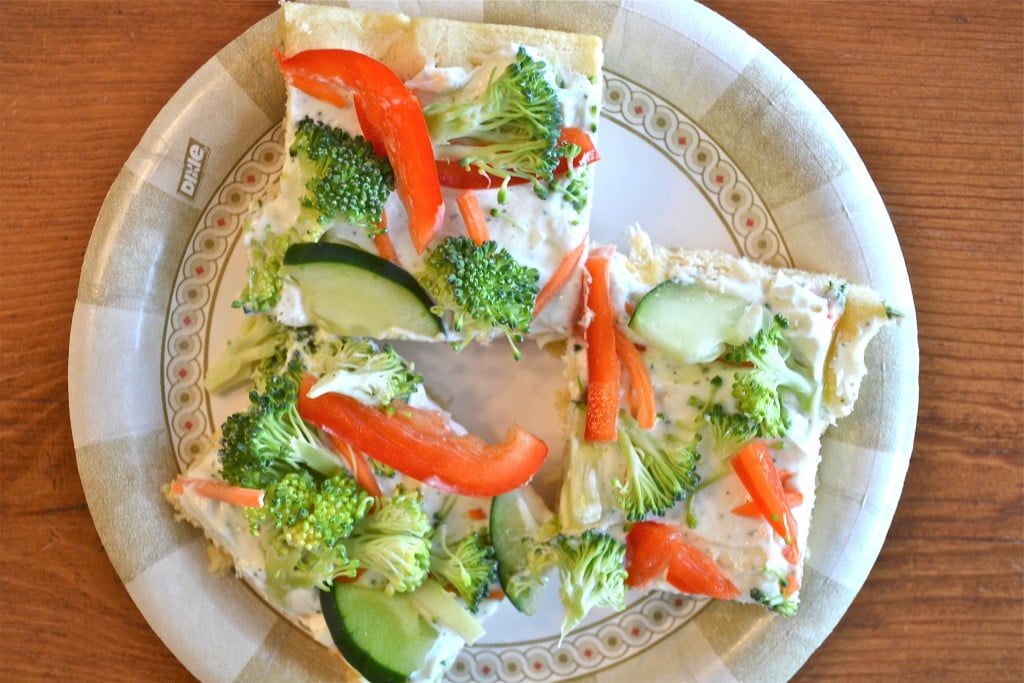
[822,284,892,423]
[280,2,603,81]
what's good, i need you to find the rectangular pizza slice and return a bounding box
[552,225,898,619]
[236,2,603,353]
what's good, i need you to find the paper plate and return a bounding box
[69,2,919,681]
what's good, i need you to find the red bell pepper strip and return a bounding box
[730,441,799,564]
[624,520,740,599]
[275,49,444,253]
[297,375,548,497]
[582,248,620,443]
[435,127,600,189]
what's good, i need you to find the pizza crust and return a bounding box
[280,2,603,80]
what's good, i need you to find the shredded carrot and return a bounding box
[170,477,264,508]
[614,325,656,430]
[533,231,589,318]
[731,490,803,518]
[372,210,401,265]
[783,571,800,597]
[583,249,620,442]
[325,434,383,499]
[730,441,799,565]
[466,507,488,521]
[456,190,490,245]
[487,588,506,601]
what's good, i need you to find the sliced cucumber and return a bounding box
[320,582,439,683]
[628,280,761,364]
[490,486,555,615]
[283,242,443,339]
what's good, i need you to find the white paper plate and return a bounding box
[69,2,919,681]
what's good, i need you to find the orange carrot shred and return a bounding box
[614,325,656,430]
[372,209,400,265]
[456,190,490,245]
[466,507,488,520]
[533,231,589,318]
[170,477,264,508]
[731,490,803,518]
[326,433,383,499]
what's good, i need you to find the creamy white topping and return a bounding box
[558,226,856,603]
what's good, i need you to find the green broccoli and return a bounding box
[556,530,627,637]
[723,314,815,437]
[205,313,289,394]
[304,340,422,414]
[548,139,594,211]
[233,118,395,313]
[236,225,314,314]
[422,47,563,197]
[255,469,374,596]
[219,373,344,491]
[429,527,498,613]
[613,412,701,522]
[501,519,562,610]
[418,235,540,360]
[208,317,421,413]
[343,486,433,595]
[701,401,757,461]
[252,474,433,599]
[290,116,395,232]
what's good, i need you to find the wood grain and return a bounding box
[1,1,1020,681]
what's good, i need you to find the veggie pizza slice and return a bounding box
[496,226,899,634]
[240,2,603,354]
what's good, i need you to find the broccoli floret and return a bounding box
[344,486,433,595]
[613,412,700,522]
[502,517,562,608]
[212,318,421,412]
[418,236,539,359]
[219,373,344,491]
[305,340,421,414]
[723,314,815,435]
[429,527,498,612]
[236,225,313,313]
[290,116,395,233]
[556,530,627,637]
[205,313,289,394]
[701,402,757,461]
[731,369,791,438]
[254,469,373,595]
[252,473,433,599]
[548,140,594,211]
[423,47,563,197]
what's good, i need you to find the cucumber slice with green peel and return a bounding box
[628,280,762,364]
[320,583,440,683]
[283,242,444,339]
[490,486,555,615]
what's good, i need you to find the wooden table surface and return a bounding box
[2,1,1021,681]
